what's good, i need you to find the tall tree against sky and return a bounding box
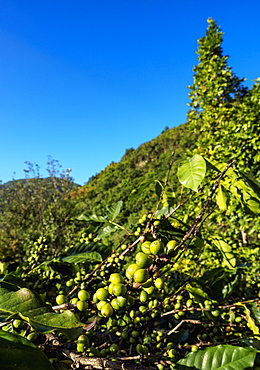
[187,18,260,176]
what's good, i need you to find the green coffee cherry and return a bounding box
[140,290,148,303]
[78,290,91,301]
[110,343,119,353]
[27,332,38,341]
[133,269,149,283]
[13,319,22,329]
[95,288,109,301]
[56,294,68,305]
[154,277,164,289]
[77,300,88,311]
[77,334,89,352]
[150,240,164,255]
[126,264,139,279]
[112,283,127,296]
[109,273,124,284]
[101,303,114,317]
[136,253,153,268]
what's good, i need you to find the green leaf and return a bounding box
[212,238,236,268]
[237,303,260,336]
[240,171,260,199]
[216,184,227,212]
[177,154,206,192]
[76,214,107,223]
[97,225,118,239]
[246,197,260,214]
[2,274,28,288]
[0,330,36,348]
[0,288,85,333]
[155,180,164,198]
[0,330,54,370]
[128,181,151,201]
[155,207,174,217]
[162,185,176,208]
[185,283,210,303]
[249,302,260,325]
[65,241,111,260]
[106,201,123,221]
[62,251,102,264]
[175,344,257,370]
[75,214,90,222]
[197,267,237,300]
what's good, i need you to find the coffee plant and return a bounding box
[0,154,260,370]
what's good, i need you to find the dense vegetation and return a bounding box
[0,19,259,370]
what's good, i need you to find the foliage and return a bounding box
[0,18,260,370]
[187,18,260,177]
[68,123,198,229]
[0,157,80,258]
[0,155,260,369]
[185,17,260,258]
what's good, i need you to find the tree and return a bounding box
[186,18,260,252]
[187,18,260,177]
[0,158,79,258]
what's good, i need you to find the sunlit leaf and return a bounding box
[240,171,260,198]
[212,238,236,268]
[97,225,118,239]
[246,197,260,214]
[0,288,85,334]
[177,154,206,192]
[106,201,123,221]
[237,303,260,336]
[175,344,257,370]
[76,214,107,223]
[216,184,227,211]
[62,251,102,264]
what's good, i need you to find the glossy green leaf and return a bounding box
[98,225,118,239]
[0,330,36,348]
[212,238,236,268]
[106,201,123,221]
[65,241,111,259]
[249,302,260,325]
[175,345,257,370]
[216,184,227,211]
[128,181,151,200]
[177,154,206,192]
[162,185,176,207]
[76,214,107,223]
[0,331,54,370]
[237,304,260,336]
[185,283,209,303]
[197,267,236,300]
[246,197,260,214]
[0,288,85,333]
[155,180,163,197]
[240,171,260,198]
[62,251,102,263]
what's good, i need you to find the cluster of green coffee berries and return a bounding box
[25,237,49,266]
[56,286,91,313]
[90,238,181,322]
[93,273,127,317]
[79,231,99,244]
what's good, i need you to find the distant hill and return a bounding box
[1,177,79,189]
[0,176,80,214]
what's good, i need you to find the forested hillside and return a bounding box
[0,19,260,370]
[69,123,197,225]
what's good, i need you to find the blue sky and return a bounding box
[1,1,259,185]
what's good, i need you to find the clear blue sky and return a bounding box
[1,0,259,185]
